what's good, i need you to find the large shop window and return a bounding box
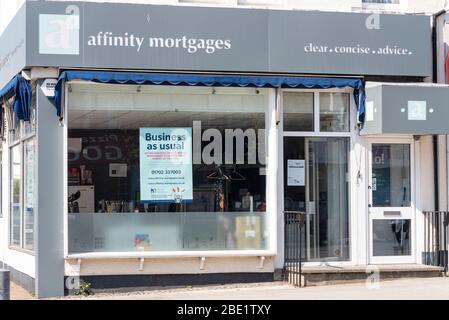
[67,83,268,253]
[8,102,36,252]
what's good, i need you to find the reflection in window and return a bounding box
[283,137,349,262]
[24,140,35,251]
[67,84,268,253]
[283,92,314,131]
[373,219,411,256]
[372,144,411,207]
[320,93,350,132]
[10,145,21,246]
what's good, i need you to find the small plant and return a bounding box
[75,281,93,296]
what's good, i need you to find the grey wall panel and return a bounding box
[35,80,65,298]
[0,4,26,88]
[362,84,449,135]
[362,85,383,135]
[381,86,449,134]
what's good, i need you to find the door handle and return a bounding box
[368,186,372,209]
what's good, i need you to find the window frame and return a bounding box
[282,89,352,137]
[63,81,278,258]
[280,87,357,265]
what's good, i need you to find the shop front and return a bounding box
[0,1,444,297]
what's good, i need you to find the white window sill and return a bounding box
[66,250,276,260]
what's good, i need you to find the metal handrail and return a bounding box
[423,211,449,274]
[283,211,306,287]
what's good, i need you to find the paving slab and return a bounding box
[54,277,449,300]
[10,282,33,300]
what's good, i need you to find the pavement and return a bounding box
[51,277,449,300]
[10,281,34,300]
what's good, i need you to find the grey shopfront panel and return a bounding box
[0,1,433,89]
[362,84,449,135]
[268,11,431,76]
[0,4,26,88]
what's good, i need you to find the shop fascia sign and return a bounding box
[0,1,433,84]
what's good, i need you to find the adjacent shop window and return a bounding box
[283,91,350,133]
[8,94,36,251]
[67,84,268,253]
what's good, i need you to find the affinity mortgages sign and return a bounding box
[38,4,232,56]
[23,2,433,76]
[87,32,232,54]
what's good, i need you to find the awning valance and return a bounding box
[55,70,365,123]
[0,74,32,121]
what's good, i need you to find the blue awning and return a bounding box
[0,74,32,121]
[55,70,366,123]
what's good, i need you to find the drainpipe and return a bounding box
[432,10,448,268]
[432,11,444,212]
[434,136,440,212]
[447,136,449,212]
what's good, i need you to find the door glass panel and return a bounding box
[283,137,306,213]
[373,219,411,256]
[372,144,411,207]
[284,137,349,261]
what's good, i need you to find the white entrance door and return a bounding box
[368,138,415,264]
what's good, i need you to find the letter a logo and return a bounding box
[366,13,380,30]
[39,5,80,55]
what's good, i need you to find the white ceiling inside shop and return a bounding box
[68,110,265,130]
[67,83,267,130]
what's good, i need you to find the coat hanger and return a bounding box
[229,165,246,181]
[206,165,231,181]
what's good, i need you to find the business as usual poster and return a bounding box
[139,128,193,203]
